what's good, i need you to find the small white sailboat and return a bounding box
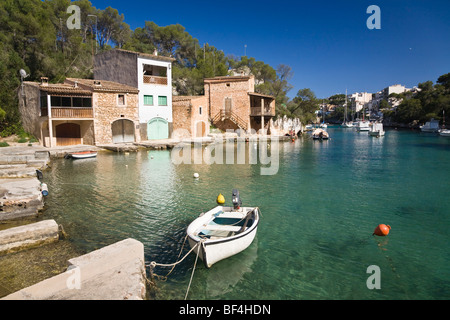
[187,190,260,268]
[369,122,385,137]
[356,120,370,132]
[341,89,353,128]
[438,111,449,136]
[342,122,353,128]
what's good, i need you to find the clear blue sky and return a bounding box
[89,0,450,99]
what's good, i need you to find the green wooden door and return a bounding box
[147,118,168,140]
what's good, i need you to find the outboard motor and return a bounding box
[232,189,242,210]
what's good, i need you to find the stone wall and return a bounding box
[172,96,209,139]
[94,50,138,88]
[93,92,140,144]
[18,84,43,143]
[204,76,254,124]
[272,116,303,135]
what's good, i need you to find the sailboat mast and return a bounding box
[345,89,348,123]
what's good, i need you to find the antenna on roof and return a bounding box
[19,69,29,96]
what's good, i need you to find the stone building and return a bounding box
[172,75,276,137]
[18,77,139,147]
[94,49,175,140]
[172,96,209,139]
[205,75,275,134]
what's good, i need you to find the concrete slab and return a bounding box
[0,178,45,220]
[0,220,59,255]
[2,238,147,300]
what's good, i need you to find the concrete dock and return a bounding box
[0,178,45,221]
[2,238,147,300]
[0,219,59,255]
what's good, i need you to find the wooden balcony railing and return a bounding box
[41,108,93,118]
[250,107,275,117]
[143,75,168,85]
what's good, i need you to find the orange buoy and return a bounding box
[373,224,391,236]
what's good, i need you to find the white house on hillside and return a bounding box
[94,49,175,140]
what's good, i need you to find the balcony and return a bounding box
[250,107,275,117]
[143,75,168,86]
[41,107,93,118]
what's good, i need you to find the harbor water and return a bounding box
[38,128,450,299]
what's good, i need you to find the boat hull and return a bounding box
[439,130,450,137]
[369,131,385,137]
[187,206,259,268]
[70,151,97,159]
[188,225,258,268]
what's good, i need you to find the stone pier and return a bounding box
[0,219,59,255]
[2,238,147,300]
[0,178,45,221]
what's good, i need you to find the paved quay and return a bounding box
[2,238,147,300]
[0,219,59,255]
[0,144,149,300]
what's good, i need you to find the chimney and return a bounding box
[40,77,48,87]
[74,81,78,88]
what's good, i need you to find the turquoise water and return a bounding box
[41,128,450,299]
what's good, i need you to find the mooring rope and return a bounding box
[146,239,198,269]
[146,238,205,299]
[184,240,203,300]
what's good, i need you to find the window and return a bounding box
[144,95,154,106]
[46,96,92,108]
[118,94,125,106]
[199,106,202,115]
[158,96,167,106]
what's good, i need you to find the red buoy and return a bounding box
[373,224,391,236]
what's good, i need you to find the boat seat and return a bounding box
[216,212,247,219]
[201,224,242,232]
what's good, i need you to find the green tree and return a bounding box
[287,88,319,124]
[395,98,422,123]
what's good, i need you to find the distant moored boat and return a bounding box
[67,151,97,159]
[420,119,440,132]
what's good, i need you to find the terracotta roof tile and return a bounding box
[24,81,92,96]
[173,95,204,102]
[65,78,139,94]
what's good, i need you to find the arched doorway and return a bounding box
[55,123,81,146]
[147,118,168,140]
[112,119,135,143]
[196,121,206,137]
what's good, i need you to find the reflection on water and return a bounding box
[5,128,449,299]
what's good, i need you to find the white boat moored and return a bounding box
[187,190,259,268]
[356,121,370,131]
[420,119,440,132]
[68,151,98,159]
[439,129,450,137]
[369,122,385,137]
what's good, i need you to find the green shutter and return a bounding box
[144,95,153,106]
[158,96,167,106]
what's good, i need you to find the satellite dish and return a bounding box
[19,69,29,78]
